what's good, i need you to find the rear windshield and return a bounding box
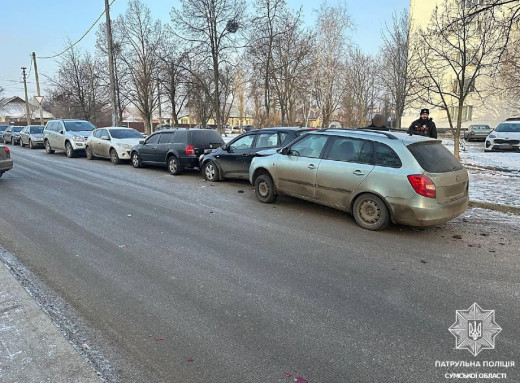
[470,125,490,131]
[64,121,95,132]
[495,123,520,132]
[407,142,463,173]
[29,126,44,133]
[109,129,144,139]
[190,130,224,147]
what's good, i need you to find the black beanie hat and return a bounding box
[420,108,429,115]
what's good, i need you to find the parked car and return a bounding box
[43,119,96,157]
[19,125,45,148]
[130,128,224,175]
[463,124,491,141]
[0,125,9,143]
[249,129,469,231]
[86,127,145,164]
[200,127,314,182]
[485,120,520,152]
[2,126,24,145]
[0,145,13,178]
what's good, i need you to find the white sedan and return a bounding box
[86,127,145,164]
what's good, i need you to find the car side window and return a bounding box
[325,137,360,162]
[289,135,329,158]
[254,132,278,148]
[229,135,254,151]
[100,129,109,138]
[375,143,402,168]
[172,130,187,143]
[93,130,102,138]
[145,134,160,145]
[159,132,174,144]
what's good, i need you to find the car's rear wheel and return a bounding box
[168,156,181,175]
[44,140,54,154]
[86,146,94,160]
[203,161,219,182]
[110,148,120,165]
[255,173,277,203]
[131,152,141,168]
[352,193,390,231]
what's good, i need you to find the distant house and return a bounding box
[0,96,54,124]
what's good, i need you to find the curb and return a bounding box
[468,201,520,216]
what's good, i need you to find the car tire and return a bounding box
[352,193,390,231]
[131,152,142,168]
[20,139,25,147]
[203,161,219,182]
[110,148,120,165]
[254,173,277,203]
[44,140,55,154]
[65,141,76,158]
[168,156,181,175]
[85,145,94,160]
[29,139,34,149]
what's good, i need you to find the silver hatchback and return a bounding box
[249,130,469,230]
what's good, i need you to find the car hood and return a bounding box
[256,149,278,157]
[70,131,93,137]
[492,131,520,138]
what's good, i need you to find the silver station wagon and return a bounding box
[249,129,469,231]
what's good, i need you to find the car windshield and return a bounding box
[13,127,23,132]
[408,142,463,173]
[109,129,144,139]
[29,126,44,133]
[495,123,520,132]
[64,121,95,132]
[0,126,8,132]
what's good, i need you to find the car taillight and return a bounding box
[185,144,195,155]
[4,146,10,158]
[407,175,436,198]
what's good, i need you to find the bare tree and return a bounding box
[380,10,415,129]
[312,2,352,128]
[342,47,380,127]
[47,44,108,123]
[270,12,313,125]
[114,0,164,134]
[411,0,508,159]
[186,69,215,128]
[171,0,247,133]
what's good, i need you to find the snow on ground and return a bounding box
[443,139,520,207]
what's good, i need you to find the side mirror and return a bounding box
[59,130,64,134]
[139,140,145,145]
[281,147,290,155]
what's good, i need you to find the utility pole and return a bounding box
[105,0,118,126]
[32,52,45,125]
[21,67,31,125]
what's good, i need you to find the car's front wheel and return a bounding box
[110,148,120,165]
[20,139,25,147]
[85,146,94,160]
[44,140,54,154]
[29,139,34,149]
[254,173,277,203]
[65,141,76,158]
[203,161,219,182]
[352,193,390,231]
[131,152,141,168]
[168,156,181,175]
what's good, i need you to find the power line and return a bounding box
[38,0,117,60]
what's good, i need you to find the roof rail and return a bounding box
[322,127,399,140]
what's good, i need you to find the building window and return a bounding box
[451,105,473,121]
[452,79,476,93]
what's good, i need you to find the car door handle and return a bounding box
[353,170,365,176]
[308,164,316,170]
[241,153,248,157]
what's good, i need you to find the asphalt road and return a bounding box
[1,145,519,383]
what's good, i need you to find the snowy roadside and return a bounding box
[443,138,520,209]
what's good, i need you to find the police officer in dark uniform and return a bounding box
[408,108,437,138]
[365,114,389,131]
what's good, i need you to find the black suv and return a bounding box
[131,128,224,175]
[200,127,314,182]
